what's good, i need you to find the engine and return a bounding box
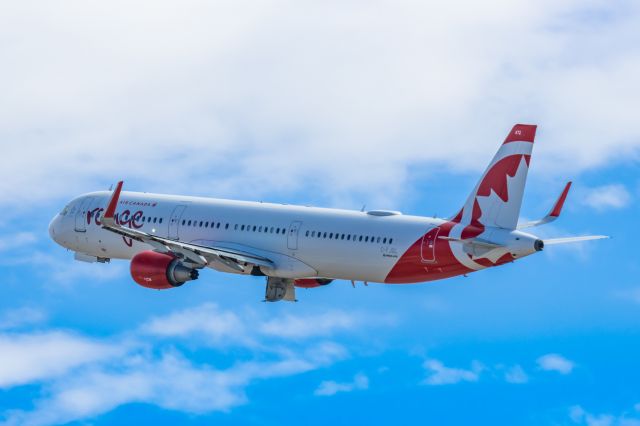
[130,251,199,290]
[294,278,333,289]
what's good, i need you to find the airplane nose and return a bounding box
[48,215,58,242]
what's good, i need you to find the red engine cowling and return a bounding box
[294,278,333,289]
[130,251,199,290]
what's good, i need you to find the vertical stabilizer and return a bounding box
[454,124,537,230]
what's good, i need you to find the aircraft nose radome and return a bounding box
[48,216,58,241]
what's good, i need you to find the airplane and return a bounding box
[49,124,607,302]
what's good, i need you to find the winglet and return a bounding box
[102,181,123,223]
[549,181,571,218]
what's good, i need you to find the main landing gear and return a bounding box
[264,277,297,302]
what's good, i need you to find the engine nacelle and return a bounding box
[294,278,333,289]
[130,251,199,290]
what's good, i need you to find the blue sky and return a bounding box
[1,1,639,425]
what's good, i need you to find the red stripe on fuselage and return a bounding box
[384,221,471,284]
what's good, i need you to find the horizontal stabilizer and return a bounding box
[439,235,509,261]
[543,235,609,245]
[438,235,503,249]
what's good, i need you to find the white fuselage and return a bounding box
[49,191,451,283]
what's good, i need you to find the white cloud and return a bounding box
[420,356,574,385]
[0,232,37,252]
[0,331,121,388]
[570,404,640,426]
[1,1,639,212]
[0,250,127,287]
[0,308,47,330]
[504,365,529,384]
[537,353,575,374]
[3,354,244,426]
[259,310,364,339]
[422,359,483,385]
[141,303,250,345]
[314,373,369,397]
[0,304,361,426]
[141,304,376,345]
[583,184,632,211]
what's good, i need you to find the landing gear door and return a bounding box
[421,227,439,262]
[287,221,302,250]
[74,197,95,232]
[168,205,187,240]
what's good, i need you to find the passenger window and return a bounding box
[234,224,238,230]
[341,234,345,240]
[153,217,157,223]
[383,237,387,244]
[216,223,221,229]
[259,226,262,232]
[181,220,185,225]
[389,238,393,244]
[347,235,351,241]
[159,218,163,224]
[305,230,309,237]
[253,226,257,232]
[188,220,192,226]
[323,232,327,238]
[241,225,245,231]
[377,237,381,243]
[198,221,202,227]
[225,223,229,229]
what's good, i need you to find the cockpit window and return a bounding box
[60,203,72,216]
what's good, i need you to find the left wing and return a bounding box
[100,181,274,272]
